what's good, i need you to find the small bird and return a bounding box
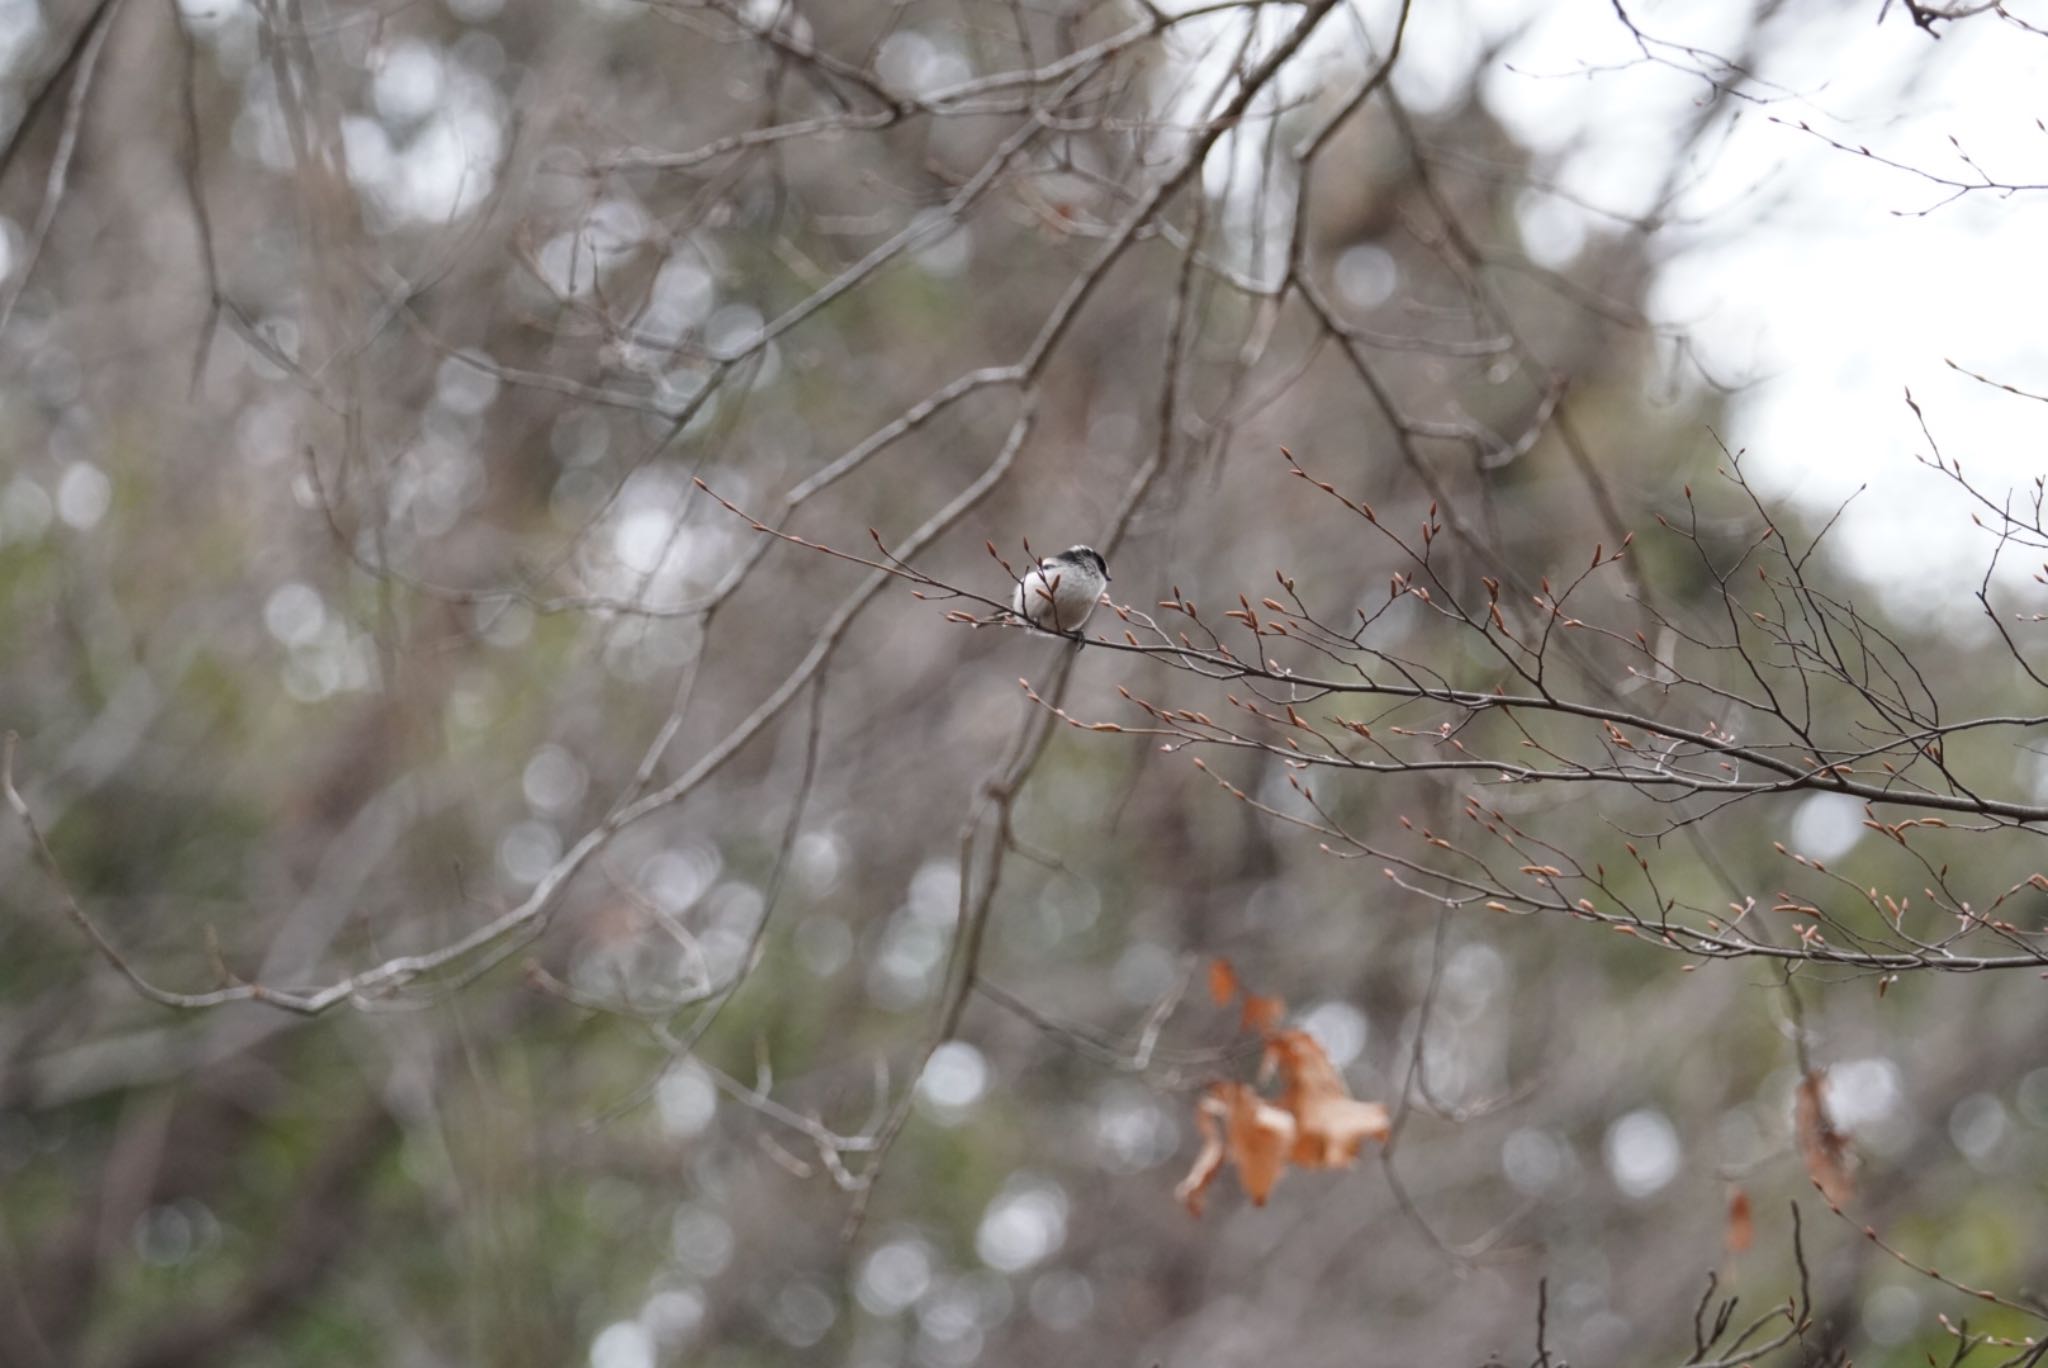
[1011,545,1110,634]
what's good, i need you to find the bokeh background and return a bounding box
[3,1,2047,1365]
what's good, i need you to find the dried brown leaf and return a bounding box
[1796,1070,1855,1206]
[1266,1029,1391,1168]
[1240,992,1286,1035]
[1176,1092,1228,1217]
[1220,1082,1297,1205]
[1726,1186,1754,1254]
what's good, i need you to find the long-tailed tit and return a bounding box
[1011,545,1110,633]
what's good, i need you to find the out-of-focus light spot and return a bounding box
[1516,189,1587,268]
[742,0,804,32]
[1604,1109,1680,1198]
[447,0,504,20]
[795,830,844,895]
[0,476,52,543]
[708,883,763,937]
[639,844,721,915]
[915,1279,988,1364]
[670,1206,733,1278]
[859,1237,935,1316]
[1334,243,1398,309]
[910,209,972,277]
[640,1287,704,1346]
[1577,1313,1633,1362]
[658,371,718,428]
[874,30,970,98]
[1300,1000,1368,1068]
[235,397,295,466]
[794,914,853,978]
[55,461,111,529]
[640,257,716,340]
[1092,1084,1177,1173]
[975,1179,1067,1272]
[908,859,959,925]
[657,1064,717,1140]
[770,1281,837,1348]
[538,199,646,294]
[1949,1092,2007,1163]
[1501,1127,1570,1195]
[1825,1057,1902,1131]
[0,0,45,74]
[341,114,394,190]
[264,582,327,647]
[551,410,611,467]
[704,303,765,358]
[589,1320,654,1368]
[176,0,244,23]
[697,883,762,983]
[392,437,484,537]
[2018,1068,2048,1126]
[522,744,588,814]
[918,1042,989,1122]
[1110,941,1176,1005]
[1383,0,1481,116]
[391,106,502,222]
[1035,878,1101,945]
[613,506,683,576]
[868,918,947,1010]
[1789,792,1865,864]
[372,41,446,124]
[1440,943,1507,1025]
[1029,1270,1093,1331]
[496,819,560,886]
[447,680,497,731]
[435,351,501,415]
[282,648,338,704]
[133,1204,195,1266]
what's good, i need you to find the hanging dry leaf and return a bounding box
[1221,1081,1297,1205]
[1239,992,1286,1034]
[1725,1186,1754,1254]
[1178,1082,1300,1213]
[1175,1093,1228,1216]
[1266,1029,1391,1167]
[1177,967,1387,1214]
[1795,1069,1854,1206]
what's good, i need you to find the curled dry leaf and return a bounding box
[1725,1186,1754,1254]
[1177,1016,1389,1215]
[1207,957,1240,1006]
[1239,992,1286,1035]
[1795,1069,1855,1206]
[1222,1082,1297,1205]
[1175,1093,1228,1216]
[1176,1083,1297,1214]
[1267,1029,1391,1167]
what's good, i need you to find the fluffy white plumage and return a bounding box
[1011,545,1110,633]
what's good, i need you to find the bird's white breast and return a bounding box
[1014,560,1103,631]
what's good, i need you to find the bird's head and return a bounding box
[1058,545,1110,582]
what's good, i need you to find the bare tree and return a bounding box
[4,2,2048,1365]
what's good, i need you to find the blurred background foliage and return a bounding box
[1,1,2045,1366]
